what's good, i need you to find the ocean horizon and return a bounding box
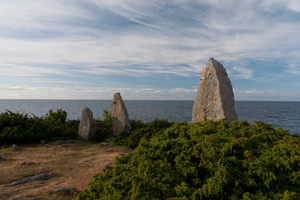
[0,99,299,134]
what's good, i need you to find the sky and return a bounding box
[0,0,300,101]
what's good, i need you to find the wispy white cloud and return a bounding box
[2,1,299,76]
[233,88,300,101]
[234,89,264,94]
[169,88,193,93]
[1,1,300,99]
[284,64,300,75]
[0,84,199,100]
[229,66,254,79]
[0,63,71,76]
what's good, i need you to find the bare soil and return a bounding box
[0,140,131,200]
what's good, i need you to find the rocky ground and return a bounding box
[0,140,131,200]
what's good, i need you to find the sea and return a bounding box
[0,100,299,134]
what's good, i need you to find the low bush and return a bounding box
[0,109,115,145]
[75,120,300,200]
[112,119,176,149]
[45,108,68,123]
[93,109,113,142]
[0,110,79,145]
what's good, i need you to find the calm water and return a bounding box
[0,100,299,133]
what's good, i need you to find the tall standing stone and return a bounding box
[78,107,96,140]
[111,92,131,135]
[192,58,238,123]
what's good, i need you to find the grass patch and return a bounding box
[0,139,131,200]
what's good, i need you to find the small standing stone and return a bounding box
[78,107,96,140]
[111,92,131,135]
[192,58,238,123]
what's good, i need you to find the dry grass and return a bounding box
[0,140,131,200]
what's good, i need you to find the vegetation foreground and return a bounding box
[1,110,300,199]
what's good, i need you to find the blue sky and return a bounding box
[0,0,300,100]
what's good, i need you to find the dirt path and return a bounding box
[0,140,131,200]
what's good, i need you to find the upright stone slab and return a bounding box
[192,58,238,123]
[78,107,96,140]
[111,92,131,135]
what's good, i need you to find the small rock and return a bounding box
[45,144,50,147]
[13,144,19,151]
[106,162,114,165]
[21,161,35,165]
[50,187,76,195]
[100,142,107,145]
[119,153,124,156]
[8,173,47,187]
[106,139,110,142]
[129,150,135,153]
[104,149,115,153]
[11,196,39,200]
[40,139,47,144]
[57,140,73,144]
[12,144,24,152]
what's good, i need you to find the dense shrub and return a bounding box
[0,110,78,145]
[93,109,113,142]
[112,119,175,149]
[45,108,67,123]
[0,109,118,144]
[75,120,300,200]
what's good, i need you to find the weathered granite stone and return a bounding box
[11,196,39,200]
[78,107,96,140]
[21,161,35,165]
[106,162,114,165]
[50,187,76,194]
[40,139,47,144]
[13,144,18,151]
[12,144,23,152]
[192,58,238,123]
[8,173,47,187]
[57,140,73,144]
[111,92,131,135]
[104,149,115,153]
